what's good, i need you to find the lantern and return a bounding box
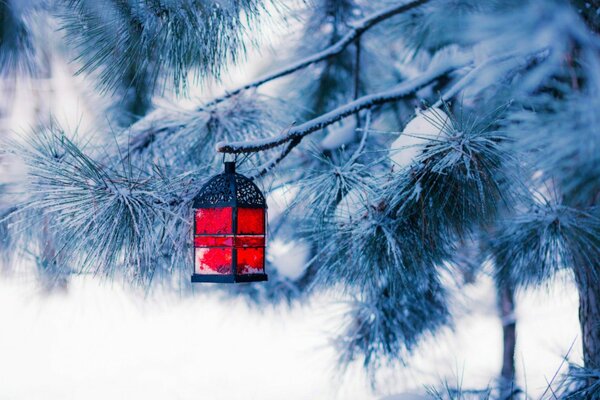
[191,161,268,283]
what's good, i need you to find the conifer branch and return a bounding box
[206,0,431,106]
[252,137,301,178]
[353,36,362,127]
[432,49,550,107]
[218,53,472,154]
[0,205,17,222]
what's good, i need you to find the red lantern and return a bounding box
[191,162,268,283]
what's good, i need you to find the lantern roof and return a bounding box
[192,162,266,208]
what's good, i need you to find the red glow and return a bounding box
[236,208,265,234]
[236,248,264,274]
[194,206,266,277]
[194,236,265,247]
[195,248,232,274]
[235,236,265,247]
[195,208,232,234]
[194,236,234,247]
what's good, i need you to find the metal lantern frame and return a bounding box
[191,161,268,283]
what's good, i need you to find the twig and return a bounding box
[218,53,473,154]
[348,110,371,166]
[353,36,362,128]
[251,137,301,178]
[543,376,560,400]
[539,337,578,399]
[0,205,17,223]
[433,49,550,108]
[205,0,431,107]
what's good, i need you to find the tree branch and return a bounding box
[432,50,548,108]
[353,36,362,128]
[217,54,473,154]
[0,205,17,223]
[206,0,431,107]
[251,137,302,179]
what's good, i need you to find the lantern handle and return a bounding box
[224,161,236,173]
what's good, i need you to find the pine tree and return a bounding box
[1,0,600,396]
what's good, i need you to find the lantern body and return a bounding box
[191,162,268,283]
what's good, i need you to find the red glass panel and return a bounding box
[194,236,264,247]
[195,208,232,234]
[195,247,232,274]
[236,248,264,274]
[235,236,265,247]
[194,236,234,247]
[236,208,265,234]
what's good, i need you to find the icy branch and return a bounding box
[218,54,473,154]
[206,0,431,106]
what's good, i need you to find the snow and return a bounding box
[0,275,344,400]
[389,108,451,169]
[0,272,581,399]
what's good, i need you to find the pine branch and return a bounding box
[493,202,600,288]
[432,49,550,107]
[353,36,361,127]
[0,1,44,76]
[0,205,16,221]
[7,124,198,286]
[61,0,265,94]
[206,0,431,106]
[128,0,431,153]
[217,53,473,154]
[252,137,301,179]
[126,93,285,169]
[336,281,450,373]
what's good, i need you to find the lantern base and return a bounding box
[191,273,268,283]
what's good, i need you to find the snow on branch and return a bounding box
[217,53,473,155]
[207,0,431,106]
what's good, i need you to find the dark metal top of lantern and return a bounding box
[192,162,266,209]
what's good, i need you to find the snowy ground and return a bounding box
[0,272,581,400]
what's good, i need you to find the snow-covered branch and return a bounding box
[217,53,473,154]
[207,0,431,106]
